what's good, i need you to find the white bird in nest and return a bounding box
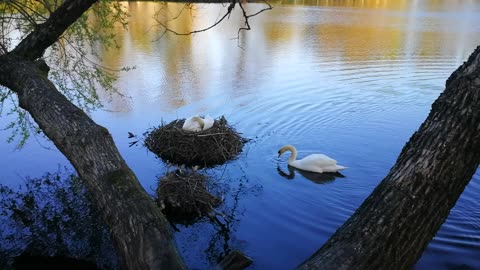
[278,145,347,173]
[182,115,215,132]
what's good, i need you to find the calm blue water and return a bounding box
[1,1,480,269]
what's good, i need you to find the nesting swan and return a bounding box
[182,115,214,132]
[278,145,346,173]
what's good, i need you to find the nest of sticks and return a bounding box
[144,116,246,168]
[156,169,222,224]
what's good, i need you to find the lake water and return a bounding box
[1,0,480,269]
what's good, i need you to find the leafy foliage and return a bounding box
[0,0,131,146]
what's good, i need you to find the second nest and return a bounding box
[145,116,247,168]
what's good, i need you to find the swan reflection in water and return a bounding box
[277,165,345,184]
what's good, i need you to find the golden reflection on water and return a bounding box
[97,0,480,112]
[278,0,408,9]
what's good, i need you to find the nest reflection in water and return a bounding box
[156,169,222,225]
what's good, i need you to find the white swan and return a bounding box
[278,145,347,173]
[182,116,203,132]
[202,115,214,130]
[182,115,215,132]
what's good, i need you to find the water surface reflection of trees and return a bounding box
[0,167,259,269]
[0,169,118,269]
[93,1,480,113]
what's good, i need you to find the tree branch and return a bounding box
[156,1,236,37]
[237,0,272,38]
[0,42,7,55]
[11,0,98,60]
[155,0,271,39]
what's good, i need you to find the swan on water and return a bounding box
[277,145,347,173]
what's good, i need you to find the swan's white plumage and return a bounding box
[202,115,214,130]
[182,116,203,132]
[182,115,215,132]
[278,145,346,173]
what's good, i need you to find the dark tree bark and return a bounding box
[0,0,185,269]
[298,46,480,269]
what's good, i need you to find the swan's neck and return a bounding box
[286,146,297,164]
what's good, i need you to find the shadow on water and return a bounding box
[13,253,101,270]
[169,168,262,269]
[0,164,258,270]
[205,176,248,264]
[276,165,345,184]
[0,168,119,270]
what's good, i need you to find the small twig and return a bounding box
[211,208,226,218]
[156,1,236,37]
[196,133,228,137]
[155,0,272,43]
[236,0,272,42]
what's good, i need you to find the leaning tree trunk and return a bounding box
[0,0,185,269]
[298,46,480,269]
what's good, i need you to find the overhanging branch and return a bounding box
[237,0,272,38]
[155,0,272,39]
[10,0,98,60]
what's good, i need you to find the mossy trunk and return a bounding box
[298,46,480,269]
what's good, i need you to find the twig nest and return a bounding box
[219,250,253,270]
[156,169,221,225]
[144,116,247,168]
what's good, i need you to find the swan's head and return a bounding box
[191,116,205,130]
[278,145,295,158]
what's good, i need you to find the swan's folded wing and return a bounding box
[203,115,215,130]
[183,119,202,131]
[303,154,337,167]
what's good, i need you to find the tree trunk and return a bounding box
[0,54,186,270]
[298,46,480,269]
[0,1,185,269]
[0,55,186,270]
